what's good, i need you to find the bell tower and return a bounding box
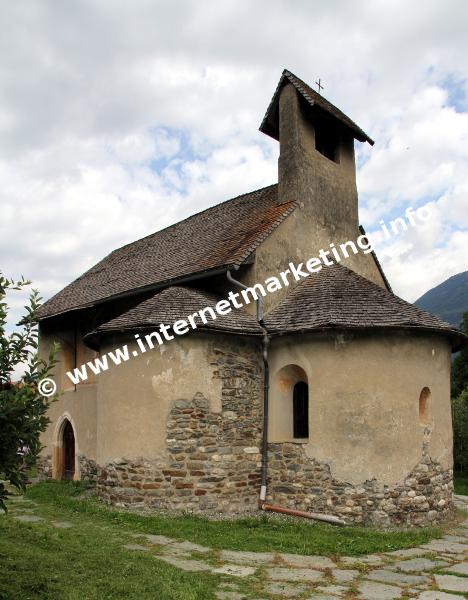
[260,69,374,242]
[254,70,386,306]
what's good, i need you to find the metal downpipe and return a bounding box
[226,269,345,526]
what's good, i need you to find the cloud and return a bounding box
[1,0,467,340]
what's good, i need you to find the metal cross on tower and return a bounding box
[315,78,324,94]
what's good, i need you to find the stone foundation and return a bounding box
[79,456,98,482]
[94,446,453,525]
[36,454,97,482]
[36,454,53,480]
[266,443,454,526]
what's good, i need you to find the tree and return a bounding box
[452,389,468,474]
[452,312,468,398]
[451,311,468,474]
[0,273,58,510]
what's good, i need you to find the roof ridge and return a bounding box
[108,183,279,256]
[37,182,296,320]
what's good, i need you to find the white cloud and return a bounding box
[0,0,467,340]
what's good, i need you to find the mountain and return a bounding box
[415,271,468,328]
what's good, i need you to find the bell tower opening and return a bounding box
[314,119,340,163]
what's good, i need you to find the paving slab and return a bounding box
[316,584,348,595]
[51,521,73,529]
[390,557,450,572]
[357,580,403,600]
[441,535,467,543]
[166,540,211,554]
[438,553,465,562]
[130,532,170,544]
[157,556,211,572]
[161,546,193,557]
[215,592,247,600]
[304,595,339,599]
[262,581,308,598]
[417,591,465,600]
[265,566,324,583]
[340,554,386,566]
[122,543,150,552]
[212,564,257,578]
[444,561,468,575]
[421,540,468,554]
[13,515,44,523]
[384,547,429,558]
[434,573,468,593]
[279,553,335,569]
[365,568,429,586]
[219,550,275,565]
[331,568,359,583]
[141,534,175,545]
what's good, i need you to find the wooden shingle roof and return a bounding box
[263,263,466,350]
[94,285,263,336]
[37,184,296,320]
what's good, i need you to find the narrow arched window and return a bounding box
[293,381,309,438]
[419,387,431,425]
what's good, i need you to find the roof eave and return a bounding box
[37,264,235,322]
[266,323,467,352]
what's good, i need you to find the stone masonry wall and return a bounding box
[36,454,97,482]
[96,340,264,513]
[36,454,53,480]
[266,443,453,526]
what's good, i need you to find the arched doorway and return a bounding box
[62,420,75,480]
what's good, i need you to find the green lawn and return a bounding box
[0,481,448,600]
[454,472,468,495]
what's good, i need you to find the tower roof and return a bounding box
[260,69,374,145]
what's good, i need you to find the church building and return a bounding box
[37,70,465,526]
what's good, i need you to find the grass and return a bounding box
[0,481,448,600]
[454,472,468,496]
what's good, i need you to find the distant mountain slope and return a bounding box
[415,271,468,327]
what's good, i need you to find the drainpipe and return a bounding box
[226,269,269,501]
[226,269,344,526]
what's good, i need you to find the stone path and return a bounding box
[4,493,468,599]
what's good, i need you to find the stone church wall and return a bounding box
[38,331,455,526]
[96,338,264,513]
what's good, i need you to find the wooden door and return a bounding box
[62,421,75,480]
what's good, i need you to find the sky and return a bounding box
[1,0,468,331]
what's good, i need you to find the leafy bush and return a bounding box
[452,388,468,473]
[452,312,468,398]
[452,311,468,475]
[0,273,58,509]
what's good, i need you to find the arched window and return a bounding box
[293,381,309,438]
[419,387,431,425]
